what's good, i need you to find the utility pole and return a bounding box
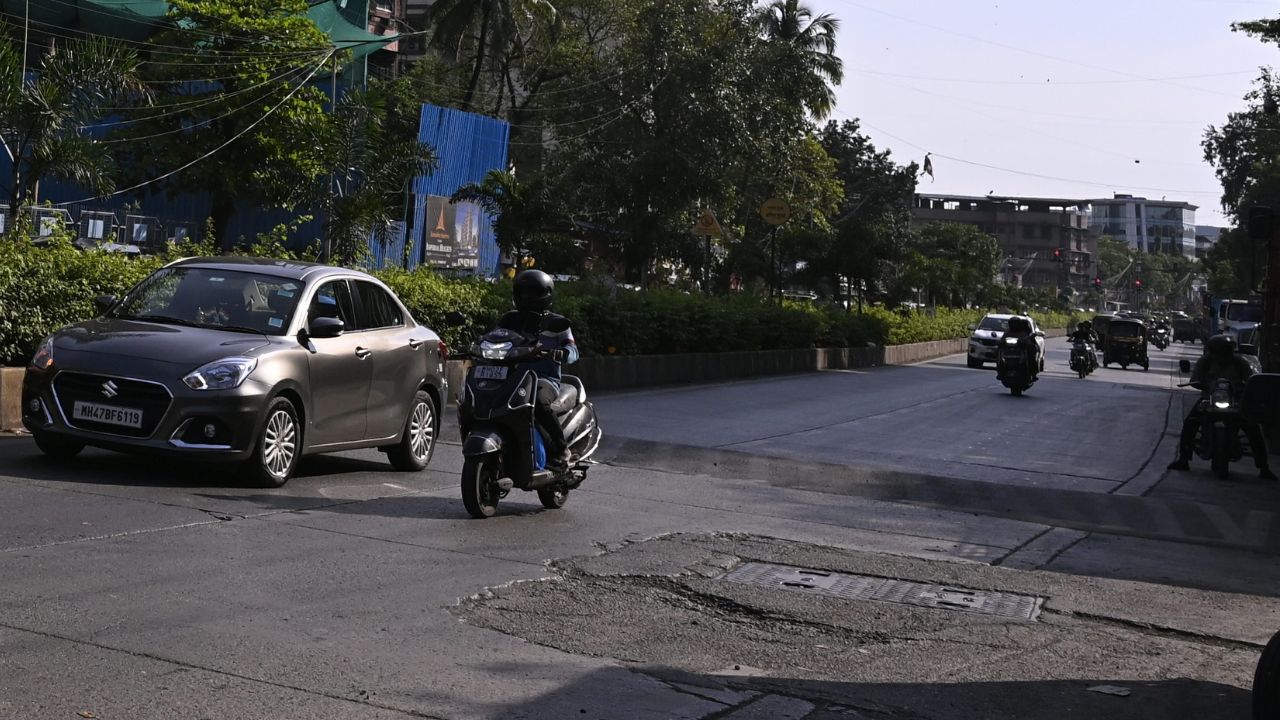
[20,0,28,82]
[1266,216,1280,372]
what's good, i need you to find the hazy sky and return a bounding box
[818,0,1280,225]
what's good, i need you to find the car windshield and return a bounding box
[1111,324,1143,338]
[112,267,302,335]
[978,317,1009,331]
[1227,304,1262,322]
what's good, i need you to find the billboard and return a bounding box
[419,195,482,270]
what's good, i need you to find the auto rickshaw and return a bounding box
[1102,317,1149,371]
[1090,314,1117,352]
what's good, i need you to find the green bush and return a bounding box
[0,234,1079,367]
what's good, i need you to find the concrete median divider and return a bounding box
[0,368,22,433]
[440,335,986,402]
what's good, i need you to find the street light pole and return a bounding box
[20,0,28,82]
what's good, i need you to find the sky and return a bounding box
[816,0,1280,226]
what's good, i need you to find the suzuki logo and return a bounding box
[101,381,119,399]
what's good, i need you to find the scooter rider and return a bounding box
[497,269,579,471]
[1000,315,1039,379]
[1068,320,1099,368]
[1168,334,1276,479]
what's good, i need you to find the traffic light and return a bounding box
[1093,276,1103,289]
[1052,248,1063,262]
[1134,279,1144,292]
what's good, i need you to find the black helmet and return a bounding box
[1207,334,1237,359]
[513,269,554,313]
[1079,320,1092,330]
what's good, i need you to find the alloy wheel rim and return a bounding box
[409,401,434,460]
[263,409,296,478]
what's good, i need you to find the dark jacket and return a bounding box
[497,310,579,382]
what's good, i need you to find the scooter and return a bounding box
[456,324,603,519]
[1192,377,1251,480]
[996,337,1036,396]
[1069,339,1096,379]
[1151,326,1170,350]
[1257,630,1280,719]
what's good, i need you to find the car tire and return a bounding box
[243,397,301,488]
[386,390,438,472]
[967,356,982,369]
[33,431,84,459]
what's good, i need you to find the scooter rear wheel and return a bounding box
[461,456,500,519]
[537,487,570,509]
[1256,630,1280,719]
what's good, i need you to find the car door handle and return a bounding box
[408,339,424,350]
[355,347,373,360]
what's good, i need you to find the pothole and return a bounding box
[720,562,1045,621]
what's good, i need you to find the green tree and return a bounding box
[0,32,145,211]
[309,88,436,265]
[451,169,568,268]
[756,0,843,118]
[118,0,334,249]
[424,0,558,111]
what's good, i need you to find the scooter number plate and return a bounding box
[474,365,508,380]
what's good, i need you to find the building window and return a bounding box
[1022,224,1035,239]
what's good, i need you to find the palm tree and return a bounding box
[425,0,556,111]
[757,0,843,118]
[451,169,556,264]
[0,33,146,214]
[310,89,437,263]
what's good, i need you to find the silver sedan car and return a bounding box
[22,257,448,486]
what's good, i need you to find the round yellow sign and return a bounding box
[760,197,790,225]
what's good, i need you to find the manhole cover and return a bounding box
[720,562,1043,621]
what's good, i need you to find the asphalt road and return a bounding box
[0,339,1275,719]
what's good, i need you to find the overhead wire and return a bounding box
[55,48,337,206]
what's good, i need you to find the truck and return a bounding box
[1209,297,1263,340]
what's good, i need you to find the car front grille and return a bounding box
[978,337,1000,347]
[54,372,172,438]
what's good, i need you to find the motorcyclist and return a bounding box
[497,269,579,471]
[1168,334,1276,479]
[1067,320,1099,369]
[998,315,1039,380]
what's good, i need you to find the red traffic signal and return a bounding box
[1093,276,1103,288]
[1052,248,1063,262]
[1134,279,1144,291]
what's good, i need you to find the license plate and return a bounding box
[474,365,508,380]
[73,401,143,428]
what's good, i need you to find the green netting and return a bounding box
[0,0,396,55]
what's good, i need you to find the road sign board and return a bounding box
[693,208,722,237]
[760,197,790,225]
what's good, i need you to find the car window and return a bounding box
[114,267,301,335]
[309,280,356,328]
[353,281,404,330]
[978,317,1009,331]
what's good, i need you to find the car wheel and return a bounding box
[1255,630,1280,719]
[386,390,438,472]
[243,397,300,488]
[966,356,982,369]
[33,431,84,459]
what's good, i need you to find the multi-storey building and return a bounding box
[910,194,1095,291]
[1089,194,1197,258]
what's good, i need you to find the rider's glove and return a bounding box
[549,348,568,363]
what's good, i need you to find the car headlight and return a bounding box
[1003,337,1019,345]
[480,340,513,359]
[29,337,55,372]
[183,356,258,390]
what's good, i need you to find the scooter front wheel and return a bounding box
[461,456,500,519]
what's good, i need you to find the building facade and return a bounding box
[910,194,1095,291]
[1089,194,1197,258]
[1195,225,1223,259]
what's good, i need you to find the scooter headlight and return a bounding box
[1211,388,1232,410]
[1003,337,1019,345]
[480,340,513,359]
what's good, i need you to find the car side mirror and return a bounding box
[1034,330,1045,338]
[307,316,344,339]
[443,310,467,327]
[967,324,977,331]
[93,294,116,316]
[1179,359,1192,374]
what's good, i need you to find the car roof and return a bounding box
[165,256,374,283]
[983,314,1015,320]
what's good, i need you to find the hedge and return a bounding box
[0,238,1076,366]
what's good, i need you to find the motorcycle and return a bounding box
[456,325,603,519]
[1151,326,1170,350]
[1192,377,1249,480]
[1068,339,1096,379]
[996,336,1036,396]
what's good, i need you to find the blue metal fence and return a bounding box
[407,104,510,277]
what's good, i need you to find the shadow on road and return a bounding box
[472,664,1250,720]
